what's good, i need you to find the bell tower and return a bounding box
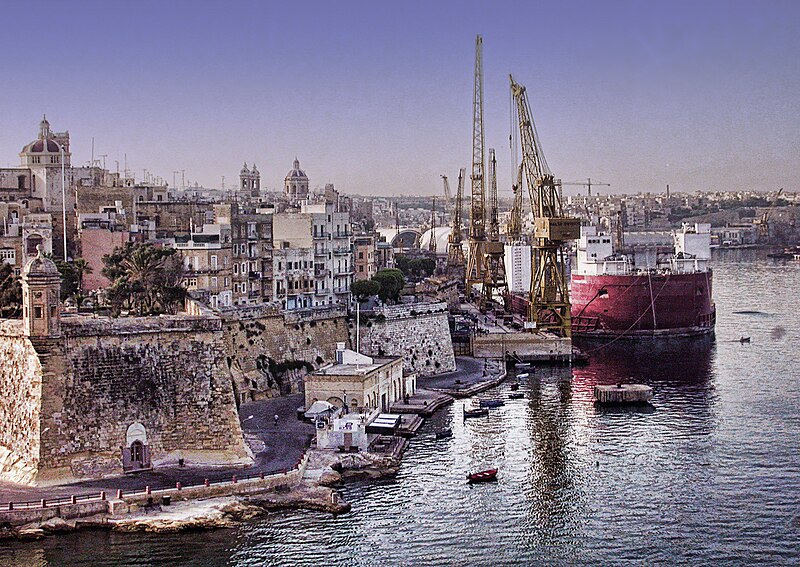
[21,246,62,337]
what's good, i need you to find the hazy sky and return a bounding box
[1,0,798,196]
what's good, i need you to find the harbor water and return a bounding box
[2,250,799,565]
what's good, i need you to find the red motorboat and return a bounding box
[467,468,498,483]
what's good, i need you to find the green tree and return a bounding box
[0,263,21,318]
[43,253,91,302]
[351,279,380,303]
[72,258,93,296]
[102,243,186,316]
[394,254,435,279]
[372,268,405,304]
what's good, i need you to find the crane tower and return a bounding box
[429,197,437,254]
[507,163,525,242]
[465,35,487,293]
[482,148,508,305]
[446,168,466,280]
[510,75,581,337]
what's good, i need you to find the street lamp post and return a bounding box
[60,144,67,261]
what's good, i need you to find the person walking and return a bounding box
[273,414,279,426]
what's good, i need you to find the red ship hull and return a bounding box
[569,270,716,337]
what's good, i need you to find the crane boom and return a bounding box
[510,74,580,337]
[441,175,452,214]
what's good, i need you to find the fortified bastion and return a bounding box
[0,250,251,486]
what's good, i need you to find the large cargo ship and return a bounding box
[570,223,716,337]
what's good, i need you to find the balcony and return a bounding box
[332,247,351,255]
[248,271,262,279]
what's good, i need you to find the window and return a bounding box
[34,306,42,318]
[211,276,218,288]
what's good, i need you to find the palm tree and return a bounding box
[71,258,93,296]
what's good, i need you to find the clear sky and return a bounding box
[1,0,798,196]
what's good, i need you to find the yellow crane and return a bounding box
[510,75,581,337]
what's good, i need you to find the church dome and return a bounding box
[22,139,60,154]
[21,115,60,154]
[285,158,307,180]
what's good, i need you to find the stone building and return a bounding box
[213,203,274,306]
[0,250,251,486]
[284,158,309,204]
[273,246,315,310]
[174,223,233,309]
[239,162,261,200]
[2,116,100,259]
[304,344,410,412]
[0,205,54,275]
[77,204,130,291]
[301,200,352,306]
[353,235,377,281]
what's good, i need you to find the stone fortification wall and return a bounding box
[0,322,44,485]
[3,314,251,485]
[360,302,456,376]
[220,305,350,400]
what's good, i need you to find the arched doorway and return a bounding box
[122,422,152,472]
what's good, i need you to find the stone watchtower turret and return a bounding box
[21,246,61,337]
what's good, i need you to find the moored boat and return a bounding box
[467,468,498,483]
[435,428,453,439]
[479,399,505,408]
[509,392,524,399]
[463,407,489,419]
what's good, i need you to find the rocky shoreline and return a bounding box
[0,448,400,540]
